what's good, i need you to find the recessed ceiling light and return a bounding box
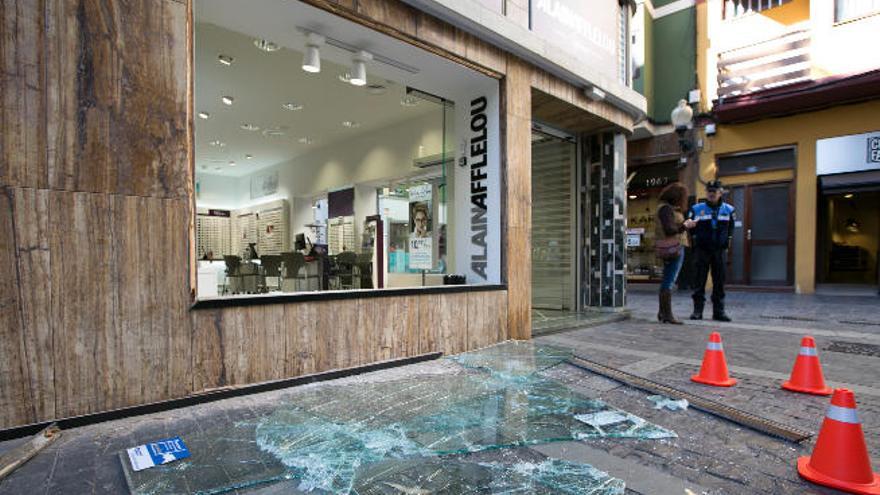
[367,84,387,95]
[282,102,303,111]
[254,39,280,52]
[400,95,419,107]
[217,54,234,66]
[209,140,226,147]
[214,166,222,171]
[198,111,211,119]
[200,164,207,170]
[228,161,236,167]
[844,193,854,199]
[245,154,253,160]
[342,121,361,128]
[221,96,234,106]
[338,73,352,83]
[240,123,260,131]
[262,126,287,137]
[628,194,638,199]
[298,137,313,144]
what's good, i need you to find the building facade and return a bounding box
[0,0,643,431]
[696,0,880,293]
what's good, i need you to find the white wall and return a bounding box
[195,174,241,209]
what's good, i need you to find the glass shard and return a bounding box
[122,342,673,494]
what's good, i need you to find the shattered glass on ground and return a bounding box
[122,341,673,494]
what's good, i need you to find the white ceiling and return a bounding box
[194,22,439,177]
[193,0,497,178]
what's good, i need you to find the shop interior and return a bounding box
[193,0,493,299]
[818,190,880,286]
[625,162,681,283]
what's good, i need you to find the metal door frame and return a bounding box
[728,180,795,286]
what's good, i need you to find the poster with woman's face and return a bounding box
[409,202,431,238]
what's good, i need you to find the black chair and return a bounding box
[332,251,358,290]
[223,255,242,294]
[260,255,283,292]
[356,253,373,289]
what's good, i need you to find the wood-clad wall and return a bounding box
[0,0,514,431]
[0,0,629,430]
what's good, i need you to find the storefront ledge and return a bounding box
[191,284,508,310]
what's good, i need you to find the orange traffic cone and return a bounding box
[782,336,832,396]
[798,389,880,494]
[691,332,737,387]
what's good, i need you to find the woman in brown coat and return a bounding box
[655,183,695,324]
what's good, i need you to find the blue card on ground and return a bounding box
[126,436,191,472]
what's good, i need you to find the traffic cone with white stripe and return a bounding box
[690,332,737,387]
[782,336,833,396]
[798,388,880,494]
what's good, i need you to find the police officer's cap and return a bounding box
[706,179,723,191]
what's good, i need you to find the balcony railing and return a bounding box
[723,0,793,20]
[716,29,811,98]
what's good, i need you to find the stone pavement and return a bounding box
[534,287,880,494]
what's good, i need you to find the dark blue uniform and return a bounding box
[687,201,736,318]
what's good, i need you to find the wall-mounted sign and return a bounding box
[817,130,880,175]
[250,170,279,199]
[530,0,620,82]
[628,163,678,190]
[206,209,231,217]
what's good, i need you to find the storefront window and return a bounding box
[193,1,500,300]
[625,162,680,282]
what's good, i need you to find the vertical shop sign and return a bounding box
[408,184,433,270]
[467,96,489,279]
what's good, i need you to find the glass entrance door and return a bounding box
[531,130,577,310]
[727,182,793,286]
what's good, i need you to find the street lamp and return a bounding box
[671,99,695,166]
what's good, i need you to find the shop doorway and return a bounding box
[530,124,577,311]
[817,190,880,287]
[726,182,794,286]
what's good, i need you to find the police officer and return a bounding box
[688,179,735,321]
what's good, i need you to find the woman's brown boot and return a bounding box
[660,289,683,324]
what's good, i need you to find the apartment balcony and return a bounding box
[716,29,811,99]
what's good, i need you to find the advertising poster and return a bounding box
[408,184,433,270]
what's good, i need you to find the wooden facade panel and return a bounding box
[192,308,225,392]
[356,0,418,37]
[466,291,507,350]
[2,0,189,198]
[285,302,318,377]
[315,299,360,371]
[504,58,532,340]
[11,188,55,421]
[0,188,34,429]
[1,0,48,189]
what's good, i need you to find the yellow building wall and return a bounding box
[697,99,880,294]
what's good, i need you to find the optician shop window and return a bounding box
[192,0,501,300]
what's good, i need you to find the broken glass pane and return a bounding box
[122,342,673,494]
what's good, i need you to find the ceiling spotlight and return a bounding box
[342,121,361,128]
[400,95,419,107]
[628,194,638,199]
[214,166,222,171]
[350,51,372,86]
[254,39,280,52]
[217,54,234,66]
[198,111,211,119]
[302,33,324,73]
[338,73,352,83]
[282,102,303,111]
[245,154,253,160]
[228,161,236,167]
[209,140,225,147]
[298,137,313,144]
[240,123,260,131]
[221,96,234,106]
[844,193,854,199]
